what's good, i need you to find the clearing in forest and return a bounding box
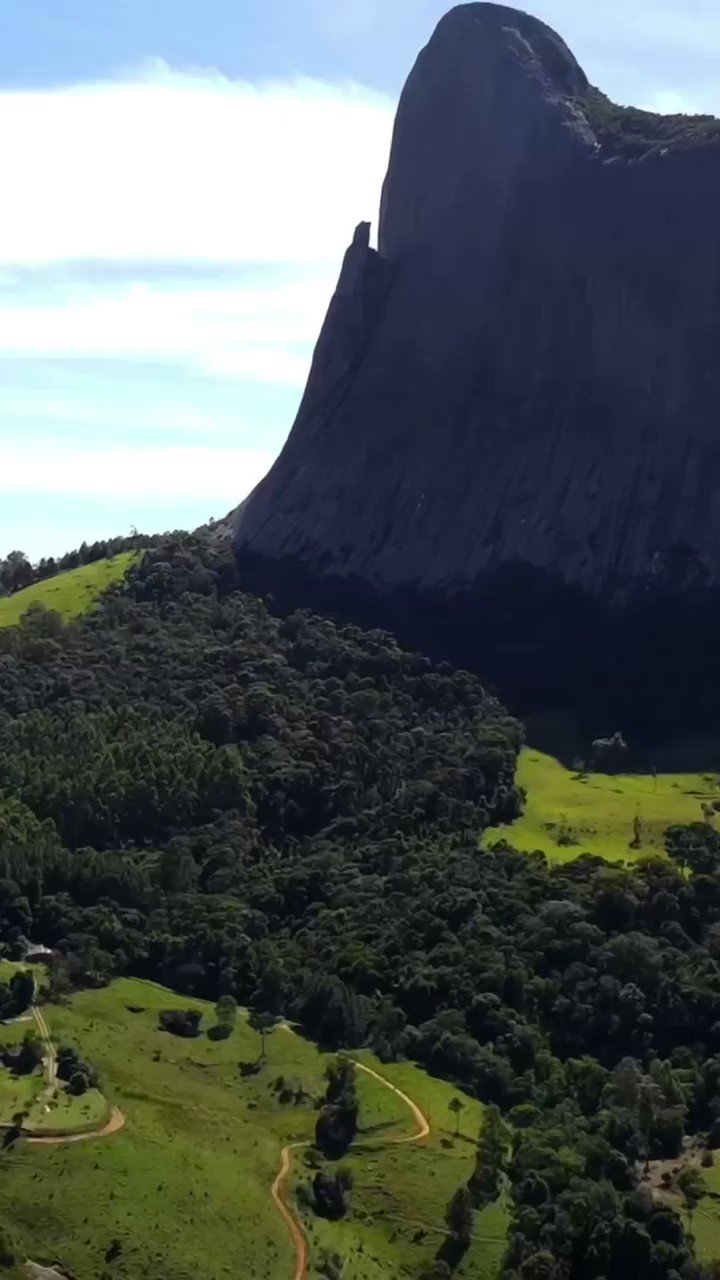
[0,552,138,628]
[485,737,720,864]
[0,977,507,1280]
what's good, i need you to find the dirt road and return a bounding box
[15,985,127,1146]
[270,1053,431,1280]
[32,1003,56,1095]
[352,1060,430,1144]
[27,1106,126,1146]
[271,1142,309,1280]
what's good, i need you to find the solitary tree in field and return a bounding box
[445,1186,473,1249]
[448,1096,464,1138]
[677,1165,705,1245]
[215,994,238,1036]
[68,1070,89,1097]
[249,1010,275,1060]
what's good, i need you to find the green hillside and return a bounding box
[485,745,720,863]
[0,552,138,628]
[0,976,506,1280]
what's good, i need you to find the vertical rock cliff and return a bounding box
[235,3,720,728]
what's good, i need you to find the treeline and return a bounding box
[582,87,720,160]
[3,535,720,1277]
[0,531,171,597]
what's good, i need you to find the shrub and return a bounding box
[158,1009,203,1038]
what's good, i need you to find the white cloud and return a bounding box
[0,63,394,266]
[0,272,328,385]
[3,445,273,499]
[0,64,394,397]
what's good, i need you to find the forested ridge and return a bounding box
[3,536,720,1278]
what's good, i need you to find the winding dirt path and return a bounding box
[26,1106,126,1146]
[271,1141,310,1280]
[352,1060,430,1145]
[7,983,128,1146]
[270,1055,431,1280]
[32,1004,56,1098]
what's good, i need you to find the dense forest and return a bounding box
[3,536,720,1278]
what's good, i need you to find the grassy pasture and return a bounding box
[486,730,720,864]
[0,978,506,1280]
[0,553,138,628]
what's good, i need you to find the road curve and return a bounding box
[270,1054,431,1280]
[271,1141,309,1280]
[352,1060,430,1144]
[20,985,127,1146]
[27,1106,126,1146]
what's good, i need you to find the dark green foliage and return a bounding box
[57,1044,99,1089]
[315,1057,358,1159]
[210,994,238,1040]
[448,1095,464,1137]
[581,88,720,160]
[158,1009,203,1039]
[68,1069,89,1096]
[312,1167,353,1219]
[469,1103,506,1207]
[0,968,34,1020]
[2,531,720,1277]
[444,1185,474,1252]
[0,1227,18,1268]
[2,1030,42,1076]
[0,532,165,599]
[666,822,720,875]
[248,1010,275,1058]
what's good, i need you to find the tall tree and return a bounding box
[448,1096,465,1138]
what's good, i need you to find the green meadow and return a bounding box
[0,553,138,628]
[303,1053,509,1280]
[0,978,506,1280]
[686,1160,720,1263]
[485,743,720,864]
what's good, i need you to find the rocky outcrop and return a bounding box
[235,3,720,726]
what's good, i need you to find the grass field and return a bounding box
[30,1087,109,1135]
[303,1053,508,1280]
[0,553,138,628]
[0,978,507,1280]
[485,745,720,864]
[688,1161,720,1262]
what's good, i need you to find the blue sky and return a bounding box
[2,0,720,560]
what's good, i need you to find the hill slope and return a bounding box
[0,975,504,1280]
[1,533,719,1280]
[486,746,720,862]
[0,553,138,627]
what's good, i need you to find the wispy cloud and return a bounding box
[0,61,393,266]
[0,63,394,556]
[0,266,329,385]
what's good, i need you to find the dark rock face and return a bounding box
[235,3,720,728]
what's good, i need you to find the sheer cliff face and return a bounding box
[235,2,720,598]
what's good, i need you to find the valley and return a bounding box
[3,1,720,1279]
